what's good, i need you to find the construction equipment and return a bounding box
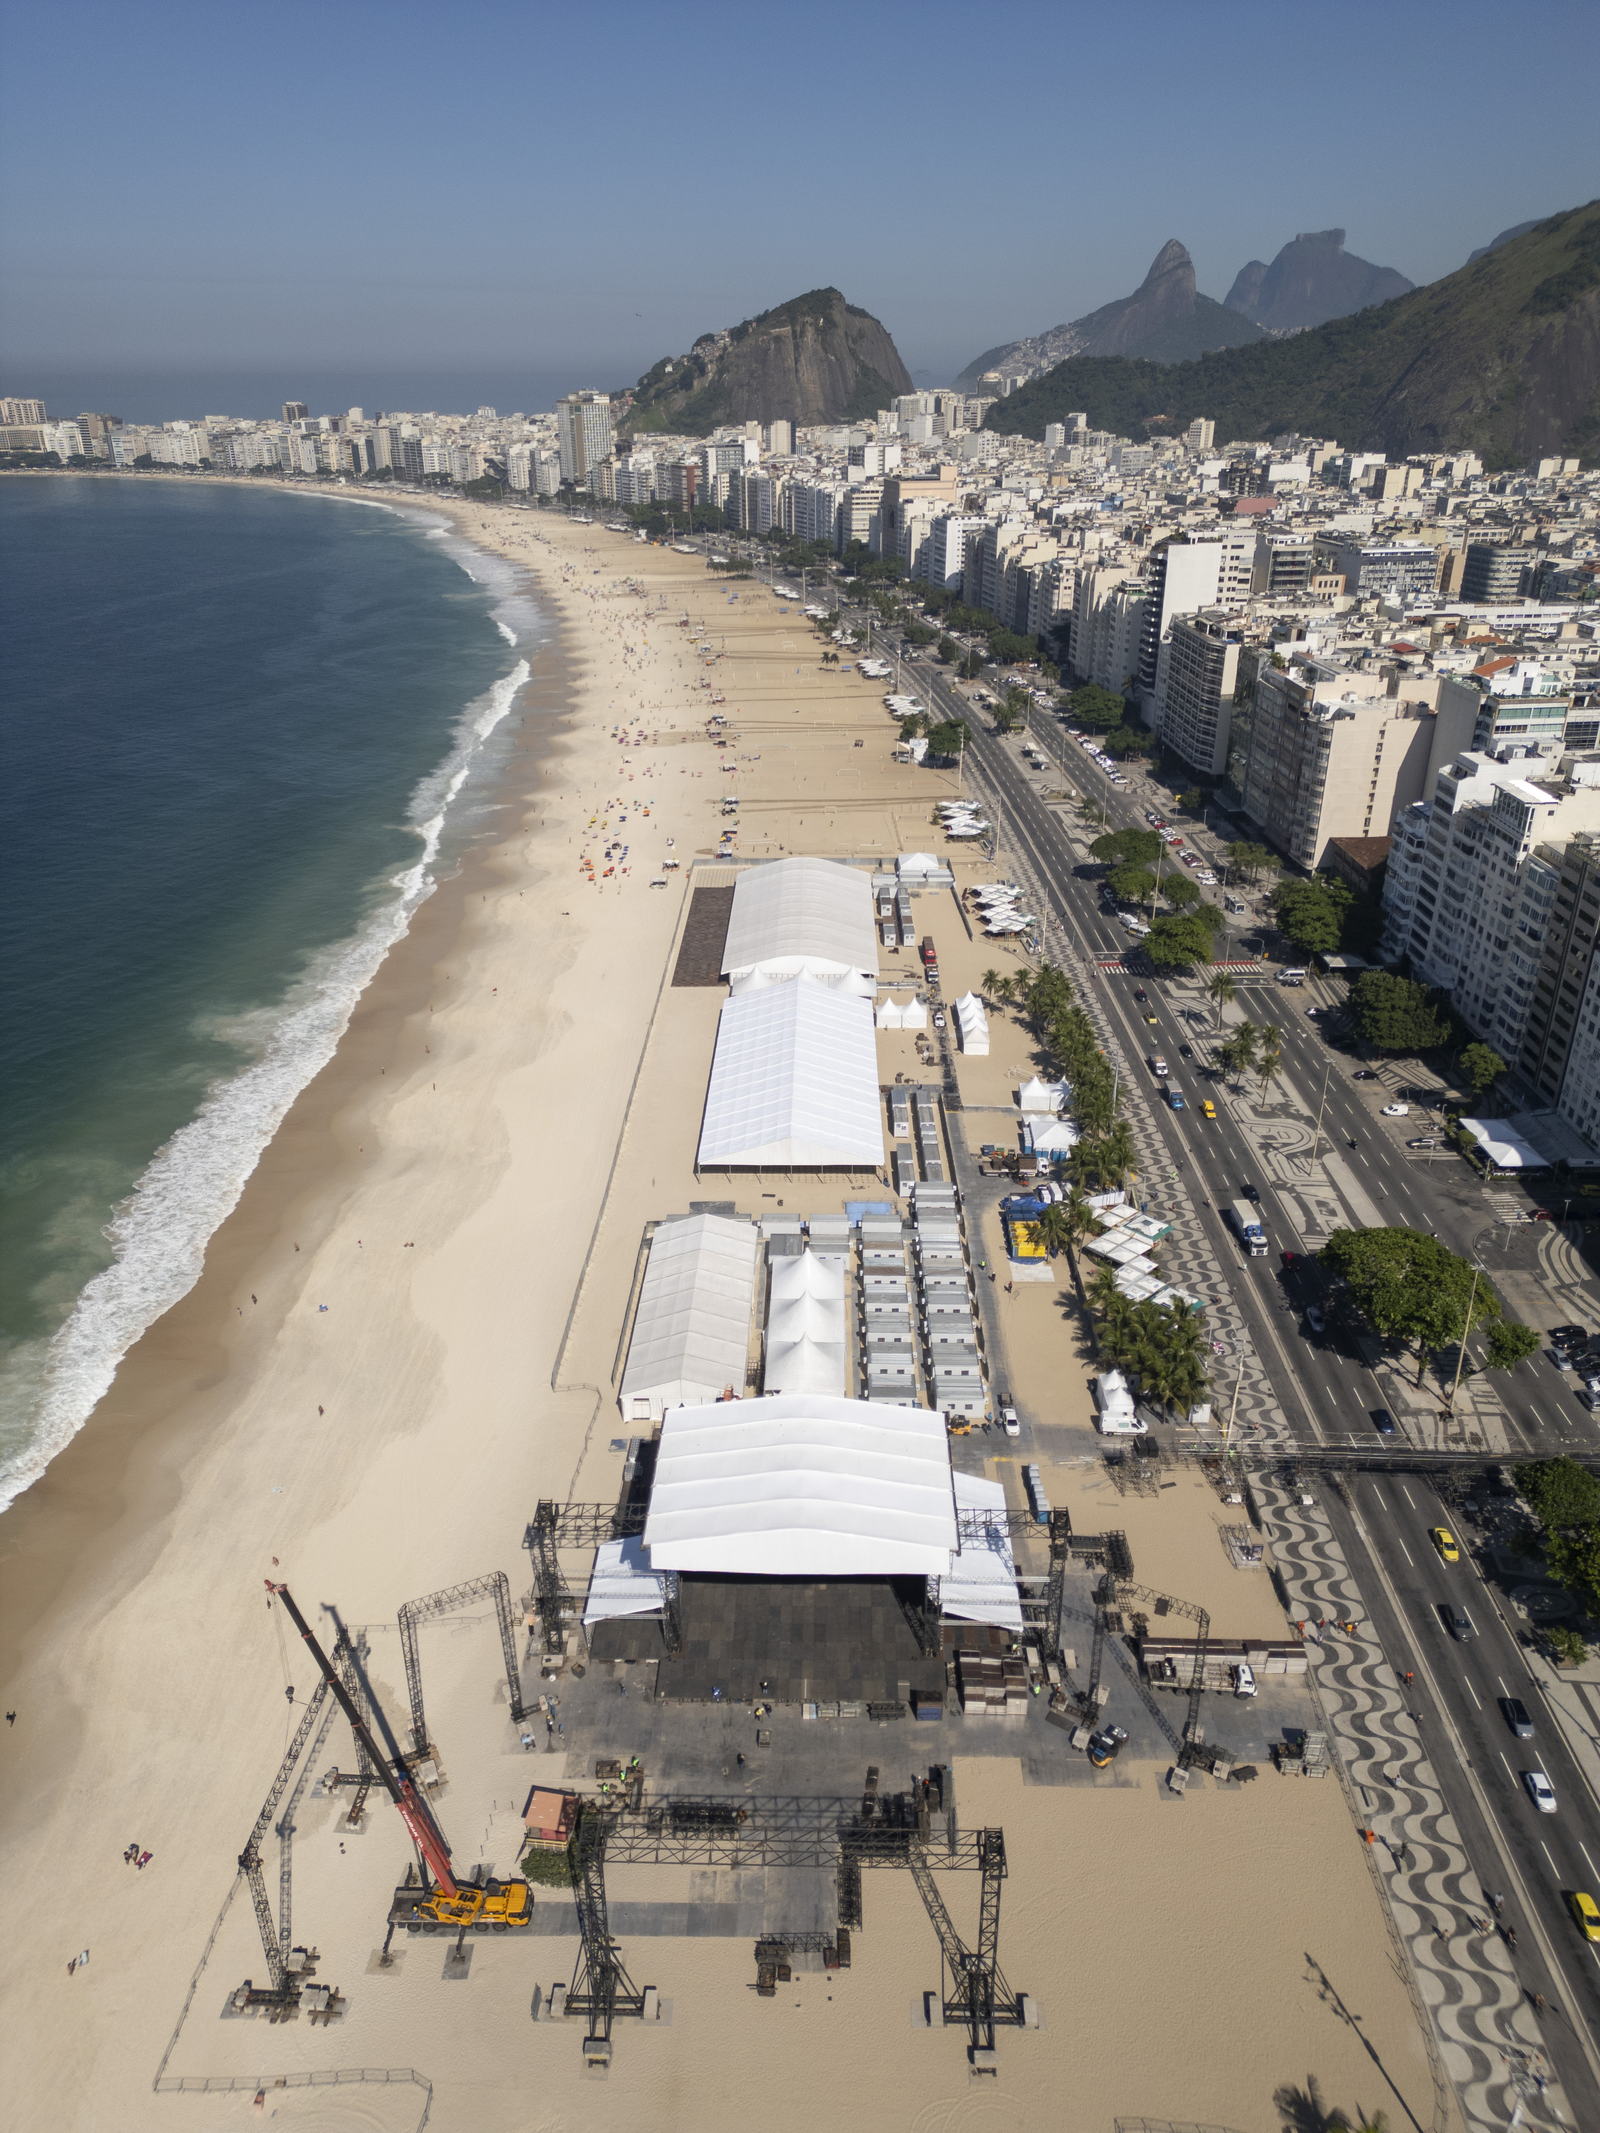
[1082,1577,1211,1763]
[1085,1724,1127,1769]
[232,1673,335,2017]
[564,1807,647,2063]
[266,1583,531,1934]
[908,1827,1019,2066]
[396,1570,528,1759]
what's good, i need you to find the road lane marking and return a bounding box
[1401,1486,1418,1510]
[1543,1841,1558,1874]
[1583,1843,1598,1882]
[1464,1675,1481,1709]
[1501,1752,1514,1777]
[1498,1676,1508,1695]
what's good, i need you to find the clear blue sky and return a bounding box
[4,0,1596,416]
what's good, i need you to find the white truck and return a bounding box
[1229,1200,1267,1257]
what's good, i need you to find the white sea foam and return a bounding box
[0,607,535,1512]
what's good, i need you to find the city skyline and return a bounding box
[3,0,1597,404]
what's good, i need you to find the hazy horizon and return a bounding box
[4,0,1598,414]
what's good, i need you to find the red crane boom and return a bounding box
[268,1581,459,1898]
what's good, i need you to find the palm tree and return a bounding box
[1136,1301,1211,1420]
[1087,1260,1123,1320]
[1256,1021,1282,1099]
[1225,1020,1258,1089]
[1059,1183,1097,1267]
[981,966,1013,1008]
[1208,970,1236,1031]
[1096,1118,1136,1187]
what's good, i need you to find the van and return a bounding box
[1225,897,1246,915]
[1278,967,1307,985]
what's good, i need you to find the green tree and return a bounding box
[925,718,969,760]
[1175,788,1205,812]
[1162,873,1200,910]
[1208,971,1236,1030]
[1320,1227,1500,1383]
[1019,961,1073,1028]
[1227,840,1278,883]
[1513,1456,1600,1530]
[981,966,1013,1006]
[1107,862,1158,903]
[1256,1041,1282,1099]
[1272,875,1353,957]
[1090,827,1161,867]
[898,713,927,741]
[1101,723,1153,759]
[1461,1041,1509,1100]
[1144,913,1216,970]
[1069,683,1126,730]
[1351,971,1452,1053]
[1134,1300,1211,1420]
[936,634,959,663]
[1484,1320,1541,1371]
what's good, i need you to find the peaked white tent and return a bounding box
[897,852,941,879]
[952,991,990,1055]
[1017,1076,1070,1113]
[643,1392,956,1577]
[582,1536,669,1626]
[875,995,929,1029]
[698,979,885,1170]
[618,1213,758,1420]
[722,855,877,996]
[763,1250,848,1396]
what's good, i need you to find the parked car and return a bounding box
[1500,1697,1534,1740]
[1381,1103,1410,1117]
[1353,1070,1378,1081]
[1522,1769,1557,1814]
[1549,1324,1587,1347]
[932,1009,946,1029]
[1408,1137,1440,1150]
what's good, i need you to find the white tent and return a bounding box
[875,995,928,1029]
[722,855,877,996]
[941,1472,1025,1631]
[952,991,990,1056]
[1023,1117,1079,1156]
[897,851,941,878]
[619,1212,759,1420]
[643,1391,957,1577]
[1017,1076,1070,1113]
[698,979,886,1170]
[582,1536,669,1626]
[763,1250,848,1396]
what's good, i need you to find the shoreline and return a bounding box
[0,474,543,1515]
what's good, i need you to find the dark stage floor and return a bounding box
[588,1575,947,1705]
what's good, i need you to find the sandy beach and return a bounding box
[0,489,1451,2132]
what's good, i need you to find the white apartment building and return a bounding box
[1081,581,1148,697]
[556,391,613,487]
[1384,754,1598,1060]
[927,513,985,591]
[1156,611,1243,777]
[1135,540,1224,697]
[1229,655,1469,871]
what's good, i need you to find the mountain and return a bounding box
[624,288,913,436]
[1468,218,1543,265]
[951,241,1263,391]
[983,202,1600,469]
[1223,229,1413,331]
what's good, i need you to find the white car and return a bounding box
[1381,1103,1410,1117]
[1196,871,1217,885]
[1522,1770,1557,1814]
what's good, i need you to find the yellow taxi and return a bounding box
[1568,1890,1600,1942]
[1200,1100,1217,1120]
[1429,1526,1460,1563]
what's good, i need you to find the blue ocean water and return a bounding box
[0,477,542,1506]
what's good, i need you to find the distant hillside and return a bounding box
[1224,229,1413,332]
[625,288,912,436]
[1468,218,1543,265]
[984,202,1600,468]
[952,241,1262,390]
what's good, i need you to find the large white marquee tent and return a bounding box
[643,1392,958,1578]
[697,980,885,1171]
[762,1249,848,1397]
[617,1212,759,1420]
[721,856,878,996]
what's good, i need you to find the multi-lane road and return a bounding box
[866,623,1600,2101]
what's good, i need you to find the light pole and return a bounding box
[1445,1260,1483,1413]
[1309,1059,1332,1168]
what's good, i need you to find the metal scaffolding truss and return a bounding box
[908,1827,1017,2059]
[234,1666,339,2008]
[1085,1577,1210,1758]
[396,1571,528,1756]
[524,1501,645,1656]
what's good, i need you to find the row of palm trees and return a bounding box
[1089,1266,1212,1419]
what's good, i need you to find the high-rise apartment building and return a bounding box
[556,391,613,487]
[1228,654,1467,870]
[1136,541,1223,694]
[1382,754,1597,1062]
[927,514,986,592]
[1461,542,1531,602]
[1157,611,1243,777]
[1314,537,1441,603]
[282,400,307,424]
[1516,839,1600,1123]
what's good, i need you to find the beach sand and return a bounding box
[0,494,1452,2132]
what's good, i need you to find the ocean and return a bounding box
[0,476,543,1509]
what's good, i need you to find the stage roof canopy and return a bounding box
[644,1391,956,1577]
